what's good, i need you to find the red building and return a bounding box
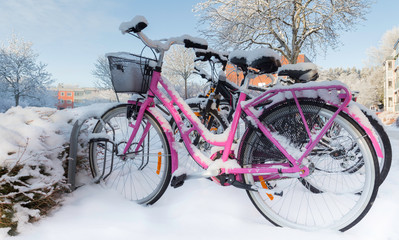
[57,87,75,109]
[51,84,118,110]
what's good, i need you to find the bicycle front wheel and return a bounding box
[89,105,171,205]
[238,100,379,231]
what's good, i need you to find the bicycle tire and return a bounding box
[169,102,228,151]
[89,104,172,205]
[238,99,379,231]
[361,110,392,185]
[169,101,229,171]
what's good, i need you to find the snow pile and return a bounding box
[0,107,72,235]
[6,125,399,240]
[0,104,114,236]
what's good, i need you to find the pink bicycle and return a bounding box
[89,16,381,231]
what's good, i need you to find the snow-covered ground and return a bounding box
[1,106,399,240]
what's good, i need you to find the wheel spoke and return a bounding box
[89,106,171,204]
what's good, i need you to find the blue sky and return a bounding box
[1,0,398,87]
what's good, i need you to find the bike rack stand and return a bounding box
[67,115,101,191]
[67,101,166,191]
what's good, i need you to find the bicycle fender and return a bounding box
[343,103,383,158]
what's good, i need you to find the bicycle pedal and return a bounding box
[171,174,187,188]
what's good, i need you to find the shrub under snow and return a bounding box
[0,107,75,235]
[0,104,114,235]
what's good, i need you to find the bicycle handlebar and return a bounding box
[120,16,208,53]
[195,49,228,68]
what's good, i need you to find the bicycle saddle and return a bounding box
[229,48,281,73]
[277,63,319,83]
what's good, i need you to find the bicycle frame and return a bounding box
[122,68,375,180]
[196,71,384,163]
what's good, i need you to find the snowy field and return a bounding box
[1,106,399,240]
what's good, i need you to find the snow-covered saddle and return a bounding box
[277,63,319,83]
[229,48,281,73]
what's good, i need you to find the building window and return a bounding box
[67,92,72,96]
[60,99,64,104]
[388,80,393,88]
[60,92,65,96]
[388,61,393,70]
[67,100,72,104]
[388,97,393,107]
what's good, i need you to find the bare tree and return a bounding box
[163,45,196,99]
[92,56,112,89]
[319,66,384,107]
[0,35,53,107]
[366,26,399,66]
[195,0,372,63]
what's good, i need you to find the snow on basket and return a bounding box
[106,52,157,93]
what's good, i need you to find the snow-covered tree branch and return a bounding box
[320,66,384,107]
[0,35,54,110]
[195,0,372,63]
[92,56,112,90]
[163,45,204,99]
[366,26,399,66]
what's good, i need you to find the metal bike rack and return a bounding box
[67,116,100,191]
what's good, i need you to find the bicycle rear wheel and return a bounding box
[238,100,379,231]
[89,105,171,205]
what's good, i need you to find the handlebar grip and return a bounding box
[195,51,212,62]
[130,21,148,33]
[120,16,148,33]
[184,39,208,50]
[125,22,147,33]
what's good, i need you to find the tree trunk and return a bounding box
[184,78,188,99]
[15,94,19,106]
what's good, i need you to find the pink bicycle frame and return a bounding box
[124,70,381,179]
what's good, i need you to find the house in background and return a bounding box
[51,84,118,110]
[394,39,399,112]
[56,84,76,109]
[384,39,399,112]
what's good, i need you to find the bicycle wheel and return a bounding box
[238,100,379,231]
[361,110,392,185]
[170,102,228,151]
[89,104,171,205]
[170,101,228,171]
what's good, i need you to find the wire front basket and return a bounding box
[107,53,156,94]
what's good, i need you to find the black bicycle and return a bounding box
[174,48,391,185]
